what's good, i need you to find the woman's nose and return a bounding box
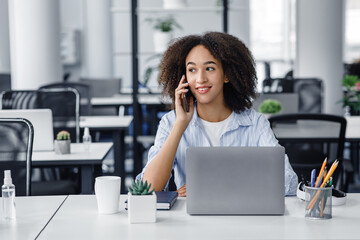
[196,71,207,83]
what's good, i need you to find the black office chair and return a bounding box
[269,113,353,192]
[262,78,323,113]
[0,89,81,195]
[0,88,80,143]
[39,82,92,116]
[0,118,34,196]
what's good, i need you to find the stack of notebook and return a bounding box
[125,191,178,210]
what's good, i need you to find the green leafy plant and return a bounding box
[56,130,70,141]
[128,180,154,195]
[342,75,359,88]
[145,15,182,32]
[339,75,360,112]
[258,99,283,114]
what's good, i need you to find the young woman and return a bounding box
[136,32,298,196]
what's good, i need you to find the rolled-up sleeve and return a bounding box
[135,112,173,182]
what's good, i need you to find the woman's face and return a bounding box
[185,45,228,108]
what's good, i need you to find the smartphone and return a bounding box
[183,78,193,112]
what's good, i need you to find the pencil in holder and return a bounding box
[304,186,332,220]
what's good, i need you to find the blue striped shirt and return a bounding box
[137,107,298,196]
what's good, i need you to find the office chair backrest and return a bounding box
[269,113,346,190]
[0,88,80,142]
[80,78,121,97]
[262,78,323,113]
[39,82,92,116]
[0,118,34,196]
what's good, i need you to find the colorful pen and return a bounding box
[310,169,316,187]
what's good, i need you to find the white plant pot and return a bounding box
[153,31,173,53]
[128,192,157,224]
[163,0,187,9]
[54,140,71,154]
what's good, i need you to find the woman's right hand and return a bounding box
[174,75,194,127]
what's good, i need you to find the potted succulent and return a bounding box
[54,130,71,154]
[146,15,182,53]
[128,180,156,224]
[258,99,283,118]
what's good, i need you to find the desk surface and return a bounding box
[32,142,113,165]
[0,195,67,240]
[37,194,360,240]
[272,116,360,140]
[91,94,171,106]
[80,115,133,129]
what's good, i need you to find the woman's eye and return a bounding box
[207,67,215,71]
[188,68,196,73]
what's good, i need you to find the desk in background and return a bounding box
[32,194,360,239]
[80,116,133,193]
[272,116,360,174]
[91,94,170,135]
[32,143,113,194]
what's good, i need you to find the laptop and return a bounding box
[186,146,285,215]
[0,109,54,151]
[252,93,299,114]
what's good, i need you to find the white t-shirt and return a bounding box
[198,112,234,146]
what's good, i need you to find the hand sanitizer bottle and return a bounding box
[2,170,16,219]
[83,127,92,152]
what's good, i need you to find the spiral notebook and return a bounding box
[125,191,178,210]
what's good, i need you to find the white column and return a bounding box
[0,0,10,73]
[229,0,250,47]
[83,0,113,78]
[295,0,344,115]
[8,0,63,90]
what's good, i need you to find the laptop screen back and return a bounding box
[0,109,54,151]
[186,146,285,215]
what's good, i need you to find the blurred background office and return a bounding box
[0,0,359,112]
[0,0,360,193]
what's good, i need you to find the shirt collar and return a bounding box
[190,106,253,128]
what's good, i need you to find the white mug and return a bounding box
[94,176,121,214]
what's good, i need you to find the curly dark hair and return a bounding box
[159,31,257,112]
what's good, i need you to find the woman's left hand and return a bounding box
[176,184,186,197]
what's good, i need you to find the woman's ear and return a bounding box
[224,77,230,83]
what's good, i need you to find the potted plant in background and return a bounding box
[54,130,71,154]
[340,74,360,116]
[146,15,182,53]
[128,180,156,224]
[258,99,283,118]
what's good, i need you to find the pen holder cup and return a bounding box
[304,186,332,220]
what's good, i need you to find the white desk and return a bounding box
[80,116,133,193]
[91,94,171,106]
[0,195,67,240]
[271,116,360,140]
[37,194,360,240]
[32,143,113,194]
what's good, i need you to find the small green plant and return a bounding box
[128,180,154,195]
[56,130,70,141]
[342,75,359,88]
[258,99,282,114]
[339,74,360,112]
[145,15,182,32]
